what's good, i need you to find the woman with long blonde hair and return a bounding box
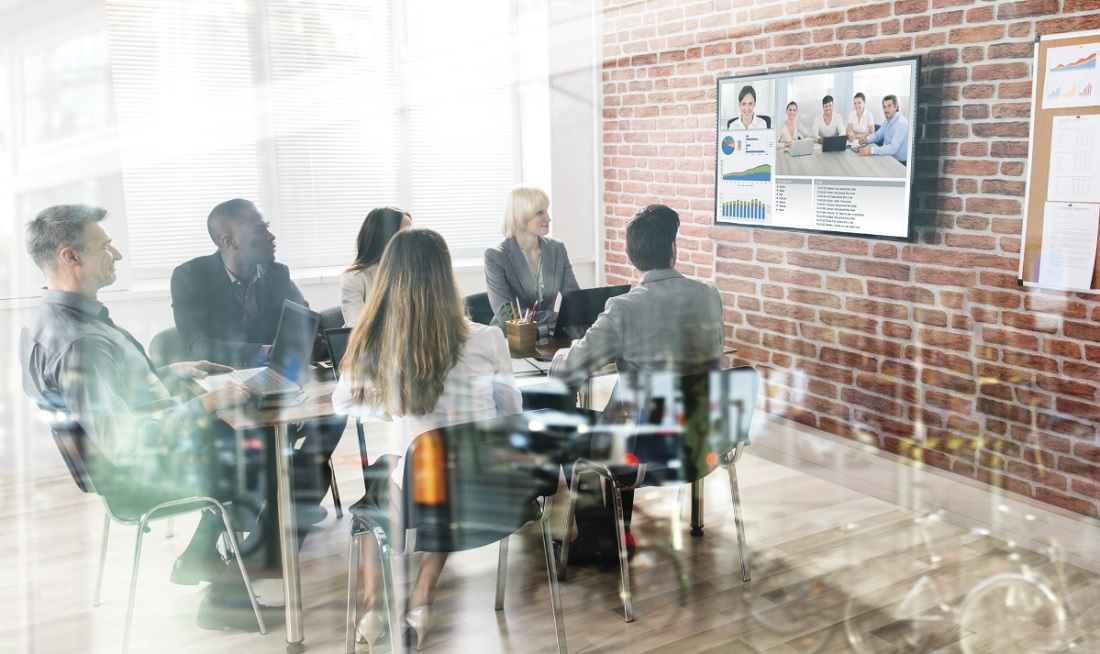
[333,228,521,651]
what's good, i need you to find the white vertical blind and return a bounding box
[105,0,520,279]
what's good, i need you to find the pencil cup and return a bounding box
[506,321,537,352]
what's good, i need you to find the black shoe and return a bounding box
[195,591,281,632]
[170,548,229,585]
[560,536,628,569]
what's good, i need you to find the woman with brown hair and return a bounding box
[332,228,522,651]
[340,207,412,327]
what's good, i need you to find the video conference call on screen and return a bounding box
[715,56,919,240]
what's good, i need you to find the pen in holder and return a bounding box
[505,320,537,353]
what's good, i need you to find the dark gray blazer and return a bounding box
[548,268,724,389]
[484,236,579,326]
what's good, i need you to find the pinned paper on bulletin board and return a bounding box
[1020,29,1100,292]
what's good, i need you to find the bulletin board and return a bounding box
[1019,29,1100,292]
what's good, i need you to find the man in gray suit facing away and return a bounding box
[549,203,725,562]
[549,204,724,386]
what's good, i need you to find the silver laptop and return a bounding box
[787,138,813,156]
[199,300,321,397]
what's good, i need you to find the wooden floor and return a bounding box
[4,418,1100,654]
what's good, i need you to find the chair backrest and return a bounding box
[149,327,187,368]
[464,292,494,326]
[402,413,568,553]
[591,366,760,485]
[320,306,344,331]
[44,412,98,494]
[324,327,353,378]
[759,114,771,129]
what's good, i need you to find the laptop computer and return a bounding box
[199,300,321,397]
[787,138,813,156]
[822,134,848,152]
[554,285,630,340]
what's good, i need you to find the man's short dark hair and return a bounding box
[626,205,680,272]
[822,95,834,106]
[26,204,108,270]
[883,94,898,107]
[207,198,257,244]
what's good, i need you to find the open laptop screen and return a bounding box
[269,300,321,384]
[554,285,630,339]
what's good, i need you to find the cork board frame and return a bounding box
[1019,29,1100,291]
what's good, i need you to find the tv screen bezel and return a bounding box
[714,55,920,242]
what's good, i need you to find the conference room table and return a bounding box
[775,142,907,178]
[212,376,337,654]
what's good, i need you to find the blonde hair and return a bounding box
[501,184,549,237]
[341,228,471,415]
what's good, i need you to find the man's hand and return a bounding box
[169,360,234,379]
[199,381,257,413]
[859,146,873,157]
[857,136,868,145]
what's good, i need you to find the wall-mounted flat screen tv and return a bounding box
[715,56,919,240]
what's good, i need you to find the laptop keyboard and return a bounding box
[229,368,297,393]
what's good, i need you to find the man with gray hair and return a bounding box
[20,204,279,632]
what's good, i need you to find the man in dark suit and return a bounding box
[170,198,343,560]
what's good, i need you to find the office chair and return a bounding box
[324,327,370,494]
[148,326,345,518]
[320,305,344,330]
[464,292,495,326]
[148,327,187,368]
[557,366,759,622]
[44,411,266,654]
[344,415,569,653]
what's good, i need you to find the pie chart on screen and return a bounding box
[721,136,736,155]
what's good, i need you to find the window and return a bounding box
[105,0,524,280]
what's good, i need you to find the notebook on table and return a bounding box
[554,285,630,340]
[198,300,321,397]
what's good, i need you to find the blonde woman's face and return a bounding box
[524,205,551,236]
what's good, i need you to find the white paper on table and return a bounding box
[1047,115,1100,203]
[1036,202,1100,291]
[1042,43,1100,110]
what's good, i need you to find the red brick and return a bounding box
[1035,488,1097,518]
[949,25,1005,44]
[867,280,935,304]
[836,24,877,40]
[1066,321,1100,343]
[977,396,1032,424]
[763,333,817,357]
[918,328,971,351]
[982,327,1038,350]
[805,10,845,27]
[1044,339,1082,359]
[845,259,911,281]
[807,235,868,255]
[1036,376,1096,399]
[1065,361,1100,382]
[865,37,912,54]
[746,314,798,335]
[763,301,815,321]
[846,298,909,319]
[820,347,879,372]
[914,307,948,327]
[1001,312,1059,333]
[787,288,842,308]
[804,44,845,60]
[820,310,879,334]
[842,388,902,416]
[998,0,1060,20]
[787,251,842,271]
[883,321,912,339]
[1002,350,1059,373]
[840,332,901,357]
[856,374,918,403]
[968,287,1021,308]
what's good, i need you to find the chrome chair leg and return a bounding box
[495,537,509,610]
[558,462,584,581]
[727,464,750,582]
[375,525,400,651]
[345,524,361,654]
[612,485,634,622]
[540,515,569,654]
[122,517,148,654]
[94,513,110,607]
[214,501,267,634]
[329,459,343,518]
[165,518,174,538]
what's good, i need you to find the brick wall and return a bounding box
[600,0,1100,517]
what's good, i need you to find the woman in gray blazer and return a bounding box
[484,184,579,328]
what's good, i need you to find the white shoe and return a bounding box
[355,611,386,649]
[405,605,435,651]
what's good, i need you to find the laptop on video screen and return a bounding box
[199,300,321,397]
[554,285,630,340]
[787,138,813,156]
[822,134,848,152]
